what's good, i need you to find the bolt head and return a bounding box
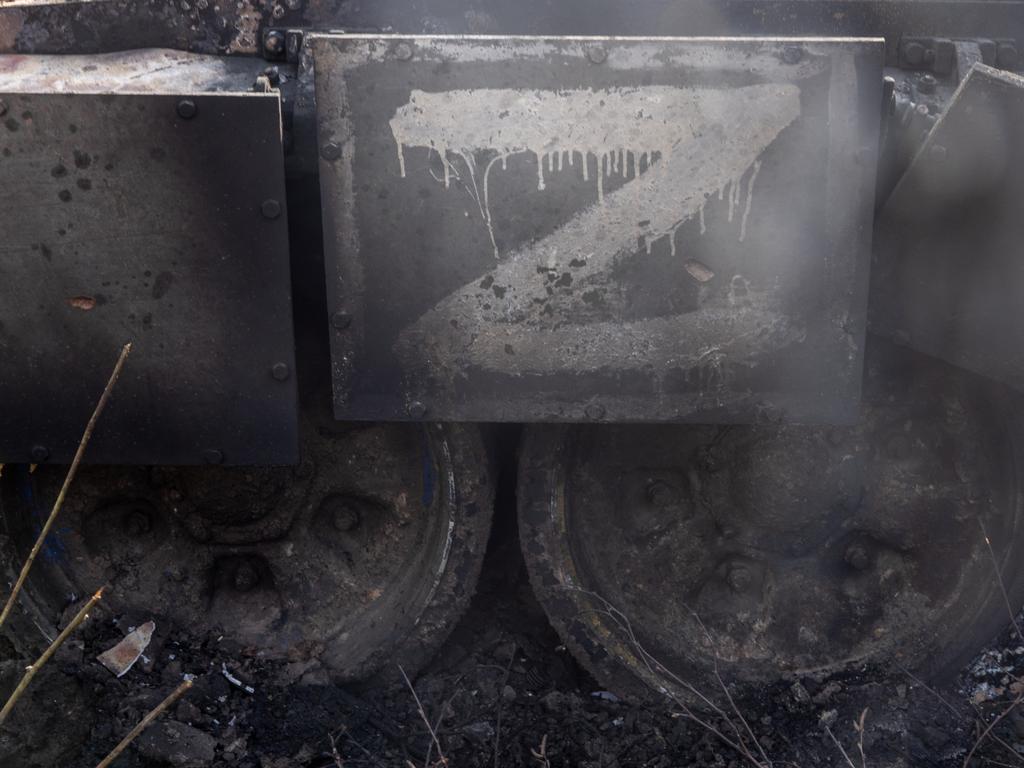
[319,495,361,532]
[321,142,342,162]
[203,448,224,465]
[918,74,937,94]
[261,198,282,219]
[263,29,286,55]
[781,46,803,65]
[646,480,676,508]
[845,543,871,571]
[333,506,360,532]
[726,564,753,593]
[30,445,49,462]
[125,509,153,536]
[584,403,606,420]
[176,99,198,120]
[408,401,427,419]
[586,45,608,64]
[394,42,414,61]
[233,562,259,592]
[271,362,290,381]
[331,311,352,330]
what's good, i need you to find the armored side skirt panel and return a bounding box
[0,51,297,465]
[314,35,884,424]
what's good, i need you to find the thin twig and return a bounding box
[328,732,345,768]
[902,666,1022,763]
[0,342,131,631]
[399,665,447,766]
[0,588,104,725]
[530,734,551,768]
[494,642,516,768]
[94,677,194,768]
[963,693,1024,768]
[825,726,858,768]
[978,517,1024,645]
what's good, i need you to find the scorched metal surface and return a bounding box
[314,35,883,424]
[0,54,297,465]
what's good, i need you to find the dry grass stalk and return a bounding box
[978,518,1024,645]
[399,665,448,767]
[93,677,194,768]
[0,588,104,725]
[530,734,551,768]
[0,342,132,631]
[566,586,775,768]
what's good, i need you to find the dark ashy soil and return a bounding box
[2,459,1024,768]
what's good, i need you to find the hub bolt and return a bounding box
[320,495,360,532]
[125,509,152,536]
[845,543,871,571]
[726,563,753,593]
[233,562,260,592]
[646,480,676,507]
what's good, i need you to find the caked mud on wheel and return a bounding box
[518,339,1024,701]
[0,419,493,682]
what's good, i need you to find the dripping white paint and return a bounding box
[389,86,787,260]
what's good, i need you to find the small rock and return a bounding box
[501,685,516,702]
[790,681,811,704]
[135,721,216,767]
[462,721,495,745]
[541,691,566,713]
[176,700,203,724]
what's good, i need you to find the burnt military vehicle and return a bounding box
[2,0,1024,702]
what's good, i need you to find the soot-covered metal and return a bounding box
[314,36,883,424]
[0,51,297,465]
[872,64,1024,393]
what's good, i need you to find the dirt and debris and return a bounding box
[1,485,1023,768]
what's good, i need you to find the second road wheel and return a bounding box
[518,339,1024,701]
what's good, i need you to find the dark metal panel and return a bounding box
[314,35,883,424]
[0,78,297,464]
[871,64,1024,392]
[0,1,1022,63]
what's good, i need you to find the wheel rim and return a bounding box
[519,340,1024,698]
[3,420,493,681]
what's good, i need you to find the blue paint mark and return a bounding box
[420,426,435,508]
[15,465,68,563]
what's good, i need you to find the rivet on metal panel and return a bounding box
[271,363,290,381]
[394,42,414,61]
[321,142,342,162]
[264,29,286,57]
[585,45,608,64]
[261,199,283,219]
[407,401,427,419]
[30,445,49,462]
[203,448,225,465]
[0,100,7,118]
[584,403,606,420]
[781,46,803,65]
[331,311,352,330]
[176,99,198,120]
